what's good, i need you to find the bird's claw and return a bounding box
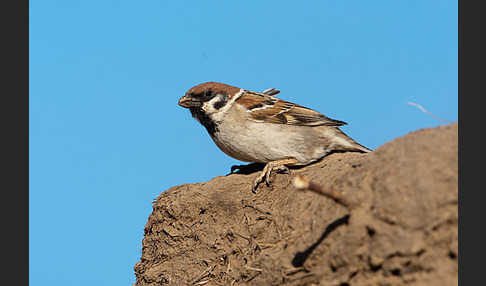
[252,163,290,193]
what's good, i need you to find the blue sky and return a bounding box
[30,1,457,285]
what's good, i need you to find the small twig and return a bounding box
[245,271,262,282]
[233,232,252,242]
[256,242,276,249]
[285,272,315,282]
[243,201,272,215]
[226,259,231,273]
[191,265,215,284]
[284,266,308,276]
[245,266,263,272]
[293,175,354,209]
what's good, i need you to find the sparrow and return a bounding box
[178,82,372,192]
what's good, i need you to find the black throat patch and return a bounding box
[189,107,218,136]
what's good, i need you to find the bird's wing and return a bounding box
[236,91,347,127]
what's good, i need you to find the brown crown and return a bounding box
[186,82,241,96]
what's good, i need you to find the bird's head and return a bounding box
[178,82,241,114]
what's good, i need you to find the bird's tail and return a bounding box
[350,141,373,153]
[333,127,373,153]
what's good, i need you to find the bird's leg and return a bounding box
[252,158,299,192]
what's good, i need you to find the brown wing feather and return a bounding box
[236,91,347,127]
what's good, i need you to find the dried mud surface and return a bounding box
[134,123,458,286]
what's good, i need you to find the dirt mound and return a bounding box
[134,123,458,286]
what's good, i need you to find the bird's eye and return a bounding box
[198,89,214,101]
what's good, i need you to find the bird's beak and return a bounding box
[178,96,195,108]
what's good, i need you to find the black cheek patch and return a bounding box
[213,100,226,110]
[213,95,228,110]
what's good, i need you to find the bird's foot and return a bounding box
[252,159,297,193]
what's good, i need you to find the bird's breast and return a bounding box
[210,118,310,164]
